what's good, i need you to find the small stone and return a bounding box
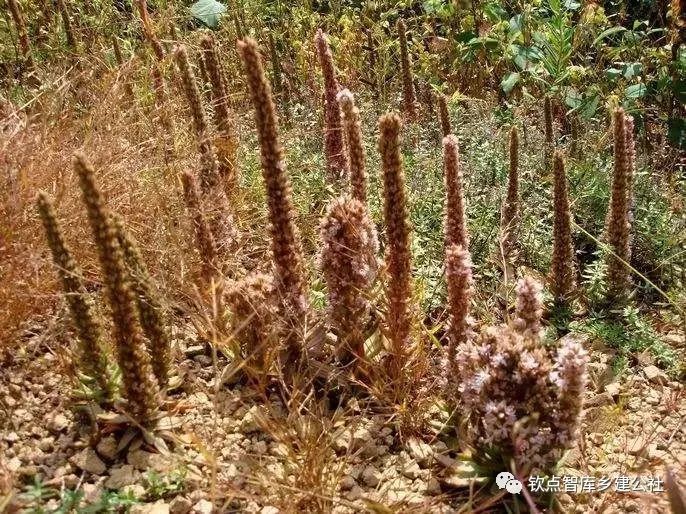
[131,501,170,514]
[362,466,381,487]
[604,382,621,398]
[4,432,19,443]
[97,436,118,460]
[345,485,363,501]
[105,465,140,489]
[192,499,213,514]
[260,507,279,514]
[643,365,668,385]
[48,413,69,433]
[589,433,604,445]
[407,438,433,467]
[340,475,356,491]
[401,460,422,480]
[169,496,193,514]
[350,426,372,451]
[253,440,268,455]
[38,437,54,452]
[128,449,170,472]
[185,345,206,357]
[586,392,614,408]
[240,406,264,433]
[70,448,106,475]
[426,477,441,495]
[123,484,147,499]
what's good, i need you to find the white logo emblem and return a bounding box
[496,471,523,494]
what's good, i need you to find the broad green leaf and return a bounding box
[625,83,646,99]
[501,72,520,94]
[667,118,686,150]
[189,0,226,29]
[622,62,643,79]
[565,89,582,109]
[604,68,622,80]
[592,26,626,46]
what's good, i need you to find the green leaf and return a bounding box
[673,78,686,104]
[189,0,226,29]
[592,26,626,46]
[565,89,582,109]
[604,67,622,80]
[667,118,686,150]
[501,72,520,94]
[622,62,643,79]
[625,83,646,99]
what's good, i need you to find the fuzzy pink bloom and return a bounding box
[443,135,468,249]
[512,276,544,341]
[445,244,473,373]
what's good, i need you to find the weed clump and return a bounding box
[74,153,160,425]
[319,196,379,368]
[315,29,348,181]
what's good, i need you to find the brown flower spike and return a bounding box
[36,192,115,402]
[397,20,417,120]
[500,126,519,257]
[543,95,554,170]
[443,135,468,249]
[550,151,576,305]
[180,170,218,283]
[337,88,368,204]
[445,244,473,373]
[437,93,451,137]
[315,29,348,181]
[237,37,309,364]
[74,153,159,424]
[512,276,544,342]
[379,113,413,375]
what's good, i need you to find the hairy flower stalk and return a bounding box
[151,64,175,158]
[512,276,544,342]
[543,96,554,171]
[624,115,636,226]
[445,244,473,374]
[112,215,171,389]
[319,196,379,367]
[315,29,348,181]
[74,154,159,424]
[604,108,633,302]
[337,89,368,204]
[443,135,468,249]
[36,192,114,402]
[56,0,76,48]
[173,45,235,254]
[397,20,417,120]
[136,0,165,61]
[180,170,218,282]
[237,37,309,365]
[501,126,519,258]
[550,151,576,305]
[437,93,451,136]
[379,113,413,375]
[8,0,32,68]
[201,35,240,199]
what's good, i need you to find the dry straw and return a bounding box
[437,93,451,137]
[445,244,473,373]
[397,20,417,120]
[604,108,633,302]
[180,170,218,283]
[319,196,379,368]
[315,29,348,181]
[337,89,368,204]
[36,192,114,401]
[550,151,577,305]
[379,113,413,375]
[112,215,171,389]
[443,135,468,249]
[74,153,159,424]
[201,35,240,198]
[237,37,309,363]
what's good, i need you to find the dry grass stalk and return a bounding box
[319,196,379,369]
[604,108,633,302]
[180,170,218,283]
[201,35,240,198]
[500,126,519,259]
[36,192,114,402]
[443,135,468,249]
[543,95,554,170]
[315,29,348,181]
[113,37,136,101]
[512,276,544,342]
[445,244,473,374]
[74,153,159,424]
[379,113,413,376]
[550,151,577,305]
[237,37,309,366]
[56,0,76,49]
[397,20,417,120]
[336,89,368,204]
[8,0,32,68]
[437,93,451,137]
[112,215,171,389]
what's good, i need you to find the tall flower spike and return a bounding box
[319,196,379,368]
[604,108,633,302]
[151,64,175,159]
[543,95,554,171]
[624,115,636,226]
[337,89,368,204]
[379,113,413,374]
[112,215,171,389]
[501,126,519,258]
[397,20,417,120]
[237,38,309,362]
[180,171,218,283]
[443,135,468,249]
[315,29,348,181]
[36,192,115,402]
[512,276,544,342]
[201,35,240,198]
[551,336,588,448]
[8,0,32,68]
[445,244,473,374]
[74,153,159,425]
[550,151,576,305]
[437,93,451,137]
[56,0,76,48]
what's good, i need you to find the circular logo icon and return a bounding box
[496,471,515,489]
[506,479,523,494]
